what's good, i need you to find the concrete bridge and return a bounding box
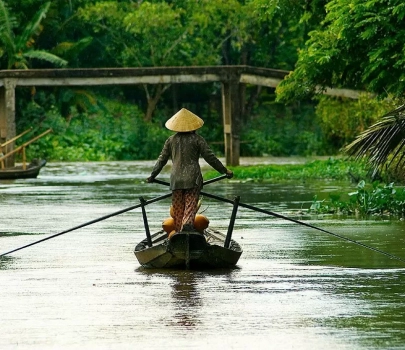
[0,65,360,167]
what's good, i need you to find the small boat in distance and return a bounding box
[0,159,47,180]
[134,228,242,269]
[0,128,51,180]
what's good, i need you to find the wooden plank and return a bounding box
[13,74,222,86]
[0,66,246,80]
[0,86,6,140]
[0,79,16,167]
[323,87,361,99]
[221,78,240,166]
[240,74,282,87]
[0,129,52,163]
[241,73,361,99]
[222,82,232,166]
[0,65,365,168]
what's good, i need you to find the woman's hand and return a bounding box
[146,176,155,183]
[226,169,233,179]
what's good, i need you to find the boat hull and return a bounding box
[0,159,46,180]
[134,228,242,269]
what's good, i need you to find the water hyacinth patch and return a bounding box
[310,181,405,218]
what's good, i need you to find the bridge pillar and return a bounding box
[222,78,241,166]
[0,78,17,167]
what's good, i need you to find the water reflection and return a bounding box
[170,271,202,329]
[137,268,203,329]
[0,256,12,269]
[135,269,222,331]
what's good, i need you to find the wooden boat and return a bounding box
[0,159,47,180]
[134,178,242,269]
[1,128,52,180]
[134,228,242,269]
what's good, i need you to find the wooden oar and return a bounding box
[200,191,405,265]
[151,178,405,264]
[0,192,172,257]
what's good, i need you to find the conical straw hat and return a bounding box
[165,108,204,132]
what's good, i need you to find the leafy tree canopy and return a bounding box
[76,0,307,120]
[77,0,305,68]
[276,0,405,102]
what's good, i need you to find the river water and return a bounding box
[1,160,404,349]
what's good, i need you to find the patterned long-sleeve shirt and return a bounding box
[150,132,227,190]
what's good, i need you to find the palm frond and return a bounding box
[344,104,405,175]
[0,0,17,33]
[16,2,50,51]
[13,60,29,70]
[57,88,102,118]
[51,42,75,56]
[23,50,68,67]
[0,0,17,54]
[51,37,93,59]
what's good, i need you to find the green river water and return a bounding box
[1,160,404,349]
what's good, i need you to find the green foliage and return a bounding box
[240,97,327,156]
[50,37,93,65]
[18,100,172,162]
[5,0,405,172]
[204,157,368,182]
[77,0,307,118]
[123,2,187,66]
[309,180,405,218]
[343,104,405,178]
[315,94,397,149]
[56,88,102,119]
[276,0,405,102]
[0,1,67,69]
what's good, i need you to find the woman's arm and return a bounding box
[148,138,171,182]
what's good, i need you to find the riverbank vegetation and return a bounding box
[206,160,405,219]
[205,157,368,182]
[309,181,405,219]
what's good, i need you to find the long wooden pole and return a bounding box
[1,128,33,169]
[0,128,52,163]
[200,191,405,265]
[0,127,33,148]
[0,176,228,257]
[0,192,172,257]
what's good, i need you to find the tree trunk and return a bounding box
[143,83,171,122]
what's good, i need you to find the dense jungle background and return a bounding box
[0,0,403,165]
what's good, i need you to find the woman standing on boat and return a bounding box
[147,108,233,233]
